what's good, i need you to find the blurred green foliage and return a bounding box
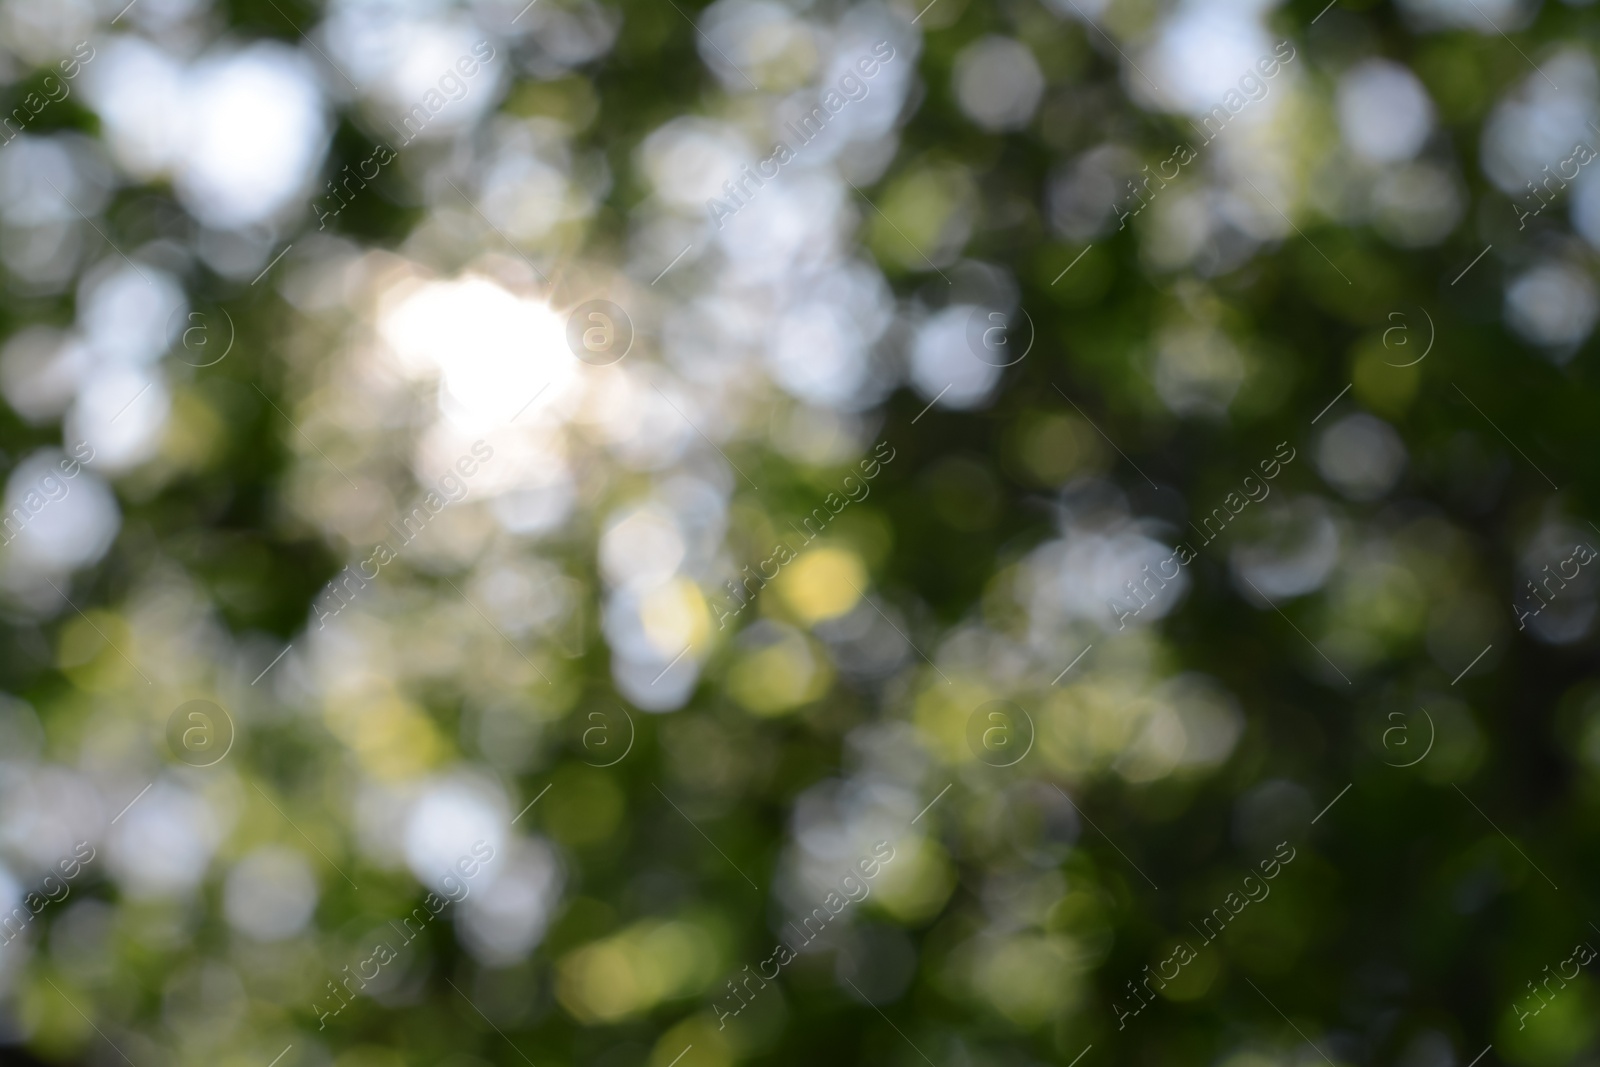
[7,0,1600,1066]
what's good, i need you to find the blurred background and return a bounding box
[0,0,1597,1064]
